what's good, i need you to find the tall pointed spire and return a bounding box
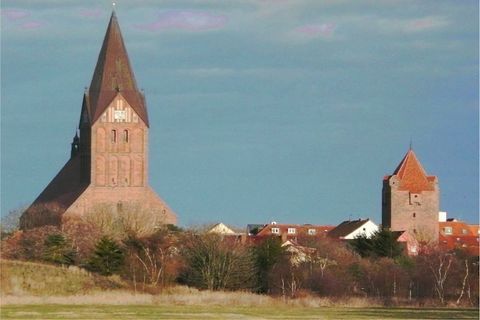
[88,11,149,126]
[392,149,434,192]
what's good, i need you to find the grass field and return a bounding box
[1,260,478,319]
[1,305,478,319]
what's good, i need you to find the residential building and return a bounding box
[327,218,379,240]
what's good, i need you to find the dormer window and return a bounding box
[287,228,296,234]
[308,228,316,235]
[271,227,280,234]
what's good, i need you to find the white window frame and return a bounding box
[308,228,316,235]
[444,227,452,235]
[287,228,296,234]
[271,227,280,234]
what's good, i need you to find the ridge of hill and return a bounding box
[0,259,126,296]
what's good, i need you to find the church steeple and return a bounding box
[88,11,149,126]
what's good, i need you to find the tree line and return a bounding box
[1,207,478,306]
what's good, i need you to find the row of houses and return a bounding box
[208,212,479,257]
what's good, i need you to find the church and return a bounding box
[20,12,177,229]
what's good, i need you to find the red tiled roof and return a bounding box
[440,221,477,236]
[388,149,436,193]
[439,234,479,256]
[255,223,334,237]
[88,12,148,126]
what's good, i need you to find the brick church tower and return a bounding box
[21,12,177,229]
[382,148,439,242]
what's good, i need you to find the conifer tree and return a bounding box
[87,236,125,276]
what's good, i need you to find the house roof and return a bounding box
[255,223,334,237]
[386,149,436,193]
[439,221,477,236]
[439,234,479,256]
[23,155,89,219]
[327,219,370,238]
[88,11,148,126]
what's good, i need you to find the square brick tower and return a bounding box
[20,12,177,229]
[382,148,439,242]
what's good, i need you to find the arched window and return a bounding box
[111,130,117,143]
[123,130,129,143]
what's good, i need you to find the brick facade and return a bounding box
[21,12,177,229]
[382,149,439,242]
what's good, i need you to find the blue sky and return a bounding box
[1,0,478,227]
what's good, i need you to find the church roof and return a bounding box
[21,155,89,228]
[388,149,436,193]
[88,11,149,126]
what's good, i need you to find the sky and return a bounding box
[1,0,478,228]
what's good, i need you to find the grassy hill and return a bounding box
[0,259,125,296]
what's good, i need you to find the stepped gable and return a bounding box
[387,149,435,193]
[88,11,148,126]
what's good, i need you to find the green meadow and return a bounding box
[1,305,478,320]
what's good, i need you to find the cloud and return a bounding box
[294,23,336,38]
[136,10,228,32]
[20,21,43,29]
[1,9,29,20]
[79,8,102,19]
[404,16,449,32]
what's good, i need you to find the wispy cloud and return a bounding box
[136,10,228,32]
[377,16,450,34]
[404,16,449,32]
[1,9,29,20]
[79,8,102,19]
[294,23,336,38]
[20,21,44,29]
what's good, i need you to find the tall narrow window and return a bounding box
[111,130,117,143]
[123,130,129,143]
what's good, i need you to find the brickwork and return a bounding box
[382,150,439,242]
[21,12,177,229]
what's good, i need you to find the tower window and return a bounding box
[111,130,117,143]
[123,130,129,142]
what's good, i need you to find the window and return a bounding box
[308,229,316,235]
[462,229,468,234]
[123,130,129,142]
[444,227,452,235]
[413,212,416,218]
[111,130,117,143]
[287,228,296,234]
[271,227,280,234]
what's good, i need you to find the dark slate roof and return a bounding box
[22,155,89,227]
[327,219,370,238]
[88,11,149,126]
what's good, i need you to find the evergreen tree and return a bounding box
[372,229,404,259]
[87,236,125,276]
[350,233,374,258]
[43,233,76,265]
[253,236,285,293]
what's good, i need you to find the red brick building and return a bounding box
[20,12,177,229]
[382,148,439,242]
